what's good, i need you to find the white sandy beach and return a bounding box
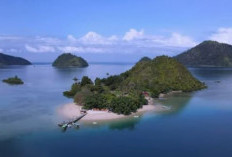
[57,98,164,122]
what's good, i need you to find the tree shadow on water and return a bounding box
[108,117,142,131]
[157,92,193,116]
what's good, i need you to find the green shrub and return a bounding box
[63,83,81,97]
[94,77,101,86]
[74,87,92,104]
[109,96,140,115]
[138,94,148,106]
[81,76,93,86]
[83,94,108,109]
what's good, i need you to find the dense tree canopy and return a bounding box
[63,83,81,97]
[81,76,93,86]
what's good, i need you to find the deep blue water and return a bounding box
[1,64,232,157]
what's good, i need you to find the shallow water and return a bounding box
[0,64,232,157]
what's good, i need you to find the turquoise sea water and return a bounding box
[1,63,232,157]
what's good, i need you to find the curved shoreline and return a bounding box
[57,98,166,122]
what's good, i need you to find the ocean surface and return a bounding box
[0,63,232,157]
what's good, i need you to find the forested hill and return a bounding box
[117,56,206,95]
[101,56,206,97]
[52,53,88,67]
[0,53,31,66]
[175,41,232,67]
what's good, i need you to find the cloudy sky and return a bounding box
[0,0,232,62]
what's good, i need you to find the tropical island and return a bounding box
[0,53,31,66]
[175,40,232,67]
[2,76,24,85]
[58,56,206,121]
[52,53,88,67]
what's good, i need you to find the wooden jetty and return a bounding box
[58,113,87,129]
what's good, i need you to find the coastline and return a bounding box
[159,90,182,98]
[57,97,165,122]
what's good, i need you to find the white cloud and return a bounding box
[8,49,18,53]
[209,27,232,44]
[35,36,60,44]
[79,32,119,45]
[83,47,105,53]
[67,35,77,42]
[58,46,82,52]
[25,44,55,53]
[80,32,105,44]
[58,46,104,53]
[123,29,144,41]
[0,36,22,40]
[0,29,197,55]
[162,33,197,47]
[6,27,232,56]
[122,29,196,47]
[108,35,118,41]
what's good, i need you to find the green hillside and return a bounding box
[52,53,88,67]
[175,41,232,67]
[0,53,31,66]
[103,56,206,96]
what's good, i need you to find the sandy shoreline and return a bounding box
[57,98,164,122]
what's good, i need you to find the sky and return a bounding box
[0,0,232,62]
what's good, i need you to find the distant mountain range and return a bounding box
[0,53,31,66]
[175,41,232,67]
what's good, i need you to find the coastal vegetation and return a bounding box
[63,56,206,115]
[52,53,88,67]
[0,53,31,66]
[2,76,24,85]
[63,75,148,115]
[175,40,232,67]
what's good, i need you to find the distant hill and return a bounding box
[0,53,31,66]
[175,41,232,67]
[52,53,88,67]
